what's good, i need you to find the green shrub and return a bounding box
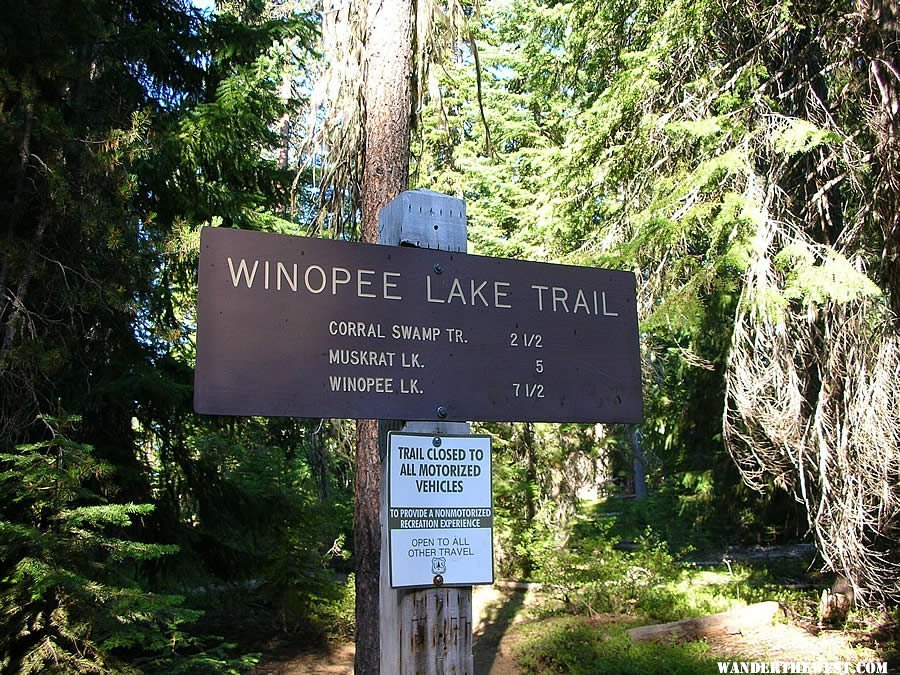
[514,617,727,674]
[534,523,684,616]
[317,573,356,641]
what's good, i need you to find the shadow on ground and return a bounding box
[473,589,527,674]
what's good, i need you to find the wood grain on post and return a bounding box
[379,190,474,674]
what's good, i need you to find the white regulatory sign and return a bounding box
[387,432,493,588]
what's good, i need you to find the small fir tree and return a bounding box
[0,415,238,673]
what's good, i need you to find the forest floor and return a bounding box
[250,583,887,674]
[249,584,529,674]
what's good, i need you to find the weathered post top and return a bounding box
[379,189,466,251]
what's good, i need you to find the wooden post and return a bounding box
[378,190,474,674]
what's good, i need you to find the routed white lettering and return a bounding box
[573,289,590,314]
[531,284,619,317]
[357,269,376,298]
[426,276,445,303]
[329,375,394,393]
[277,262,297,291]
[227,257,259,288]
[384,272,402,300]
[531,284,549,310]
[602,291,618,316]
[494,281,512,308]
[228,259,405,300]
[470,280,489,306]
[304,265,327,293]
[332,267,351,295]
[447,278,466,304]
[552,286,569,312]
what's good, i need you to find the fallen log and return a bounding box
[492,580,543,591]
[627,601,781,643]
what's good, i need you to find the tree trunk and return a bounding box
[1,99,35,328]
[521,422,537,578]
[360,0,413,239]
[2,211,49,353]
[354,417,381,673]
[855,0,899,321]
[631,427,648,500]
[355,1,413,672]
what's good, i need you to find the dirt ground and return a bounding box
[704,620,882,664]
[250,585,531,674]
[250,586,885,674]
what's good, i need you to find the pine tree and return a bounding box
[0,415,193,672]
[0,0,337,669]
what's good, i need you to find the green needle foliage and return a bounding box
[416,0,899,603]
[0,416,203,673]
[0,0,349,670]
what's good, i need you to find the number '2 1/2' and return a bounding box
[509,333,542,348]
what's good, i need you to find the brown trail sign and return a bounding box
[194,189,643,674]
[194,225,642,424]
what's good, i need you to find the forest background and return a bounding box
[0,0,897,672]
